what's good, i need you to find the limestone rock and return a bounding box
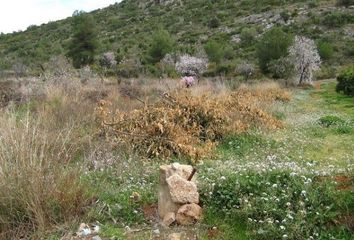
[166,174,199,204]
[158,163,196,218]
[176,203,202,225]
[168,233,182,240]
[162,211,176,227]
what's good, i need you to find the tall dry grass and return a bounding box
[0,88,93,238]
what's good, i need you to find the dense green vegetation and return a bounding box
[336,67,354,96]
[0,0,353,77]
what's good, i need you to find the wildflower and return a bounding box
[220,176,226,180]
[283,234,288,239]
[280,225,286,230]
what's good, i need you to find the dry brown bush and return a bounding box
[96,82,290,161]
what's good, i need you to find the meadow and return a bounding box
[0,76,353,239]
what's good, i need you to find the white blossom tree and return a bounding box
[288,36,321,84]
[237,62,255,81]
[175,54,208,77]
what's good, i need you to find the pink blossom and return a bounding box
[181,76,196,88]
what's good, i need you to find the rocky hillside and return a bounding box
[0,0,353,76]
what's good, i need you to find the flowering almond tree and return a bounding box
[175,54,208,77]
[288,36,321,84]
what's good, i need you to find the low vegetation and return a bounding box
[0,75,352,239]
[0,0,353,239]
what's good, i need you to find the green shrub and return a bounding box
[256,27,293,73]
[317,41,333,60]
[322,12,354,27]
[318,115,345,127]
[336,67,354,96]
[335,125,353,134]
[336,0,354,7]
[147,29,175,64]
[204,40,224,64]
[280,11,291,22]
[208,17,220,28]
[240,27,257,45]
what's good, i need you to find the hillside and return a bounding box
[1,1,354,239]
[0,0,353,78]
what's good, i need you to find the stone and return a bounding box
[168,233,182,240]
[166,174,199,204]
[153,229,160,235]
[176,203,202,225]
[92,236,102,240]
[162,211,176,227]
[158,163,197,219]
[77,223,91,237]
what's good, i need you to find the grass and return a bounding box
[0,78,353,239]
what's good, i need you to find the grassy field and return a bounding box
[0,78,353,239]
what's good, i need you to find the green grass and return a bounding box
[312,81,354,116]
[201,81,353,239]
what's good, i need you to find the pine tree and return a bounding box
[67,11,98,68]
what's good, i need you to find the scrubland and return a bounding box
[0,77,353,239]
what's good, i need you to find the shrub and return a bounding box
[240,27,257,45]
[317,41,333,60]
[336,67,354,96]
[208,17,220,28]
[336,0,354,7]
[280,11,291,22]
[147,29,175,64]
[318,115,345,127]
[322,12,354,27]
[256,27,293,73]
[204,40,224,64]
[97,85,289,161]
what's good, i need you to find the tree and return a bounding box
[237,62,255,81]
[147,29,174,64]
[67,11,98,68]
[204,40,224,64]
[175,54,208,77]
[256,27,293,73]
[288,36,321,84]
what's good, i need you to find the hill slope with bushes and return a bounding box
[0,0,353,78]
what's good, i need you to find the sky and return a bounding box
[0,0,121,33]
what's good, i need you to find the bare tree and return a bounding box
[288,36,321,84]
